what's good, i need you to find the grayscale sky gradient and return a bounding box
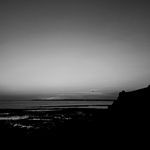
[0,0,150,96]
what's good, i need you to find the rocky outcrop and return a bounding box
[110,85,150,115]
[107,86,150,144]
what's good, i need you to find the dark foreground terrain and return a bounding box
[0,108,111,139]
[0,86,149,147]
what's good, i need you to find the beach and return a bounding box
[0,107,111,138]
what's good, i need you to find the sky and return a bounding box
[0,0,150,97]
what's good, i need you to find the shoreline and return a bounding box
[0,107,110,138]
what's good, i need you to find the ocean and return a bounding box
[0,97,114,137]
[0,99,113,109]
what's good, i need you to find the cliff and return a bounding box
[110,85,150,115]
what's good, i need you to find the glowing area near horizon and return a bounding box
[0,34,150,94]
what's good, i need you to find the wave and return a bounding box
[0,115,29,120]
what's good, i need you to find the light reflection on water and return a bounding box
[13,123,33,129]
[0,115,29,120]
[0,99,113,131]
[0,104,111,132]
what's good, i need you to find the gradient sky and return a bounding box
[0,0,150,96]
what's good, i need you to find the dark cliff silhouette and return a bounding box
[110,85,150,114]
[108,85,150,143]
